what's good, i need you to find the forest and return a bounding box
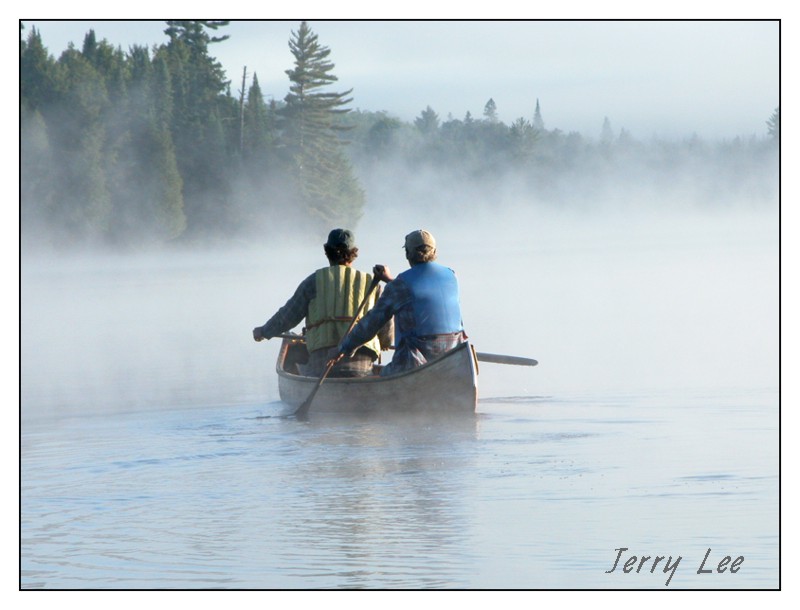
[20,20,780,251]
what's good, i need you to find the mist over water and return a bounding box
[22,203,777,418]
[21,187,779,588]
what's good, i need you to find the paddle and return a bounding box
[293,277,381,418]
[474,352,538,367]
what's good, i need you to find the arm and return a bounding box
[253,273,316,341]
[373,264,394,283]
[339,279,407,355]
[369,282,395,350]
[377,317,394,350]
[367,265,395,349]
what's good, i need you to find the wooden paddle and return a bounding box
[473,352,538,367]
[293,277,381,418]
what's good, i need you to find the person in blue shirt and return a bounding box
[337,229,465,376]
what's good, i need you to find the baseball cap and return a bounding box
[403,229,436,251]
[325,228,355,249]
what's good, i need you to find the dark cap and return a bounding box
[325,228,355,249]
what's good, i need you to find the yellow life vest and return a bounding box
[306,265,381,357]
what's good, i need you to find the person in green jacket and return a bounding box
[253,229,393,377]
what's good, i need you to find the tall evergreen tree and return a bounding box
[21,25,59,247]
[92,33,137,243]
[243,73,275,160]
[150,52,185,238]
[279,21,364,228]
[533,99,545,131]
[483,98,498,122]
[81,29,128,104]
[414,106,440,135]
[766,107,779,140]
[46,48,112,243]
[161,20,235,235]
[366,115,402,156]
[20,26,57,112]
[21,107,55,247]
[107,44,185,243]
[509,117,537,162]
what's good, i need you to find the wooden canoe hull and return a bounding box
[276,338,478,415]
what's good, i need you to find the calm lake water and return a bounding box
[20,210,780,589]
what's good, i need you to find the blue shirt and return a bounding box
[340,262,464,375]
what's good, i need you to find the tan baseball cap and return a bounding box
[404,229,436,251]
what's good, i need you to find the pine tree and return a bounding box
[766,107,779,140]
[21,25,59,247]
[414,106,440,135]
[93,34,137,244]
[107,44,185,243]
[20,26,57,112]
[47,47,112,243]
[21,108,55,247]
[81,30,128,104]
[533,99,545,131]
[483,98,498,122]
[509,117,537,161]
[243,73,275,160]
[279,21,364,229]
[367,115,401,155]
[161,20,235,235]
[150,53,185,238]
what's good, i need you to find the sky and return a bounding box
[20,18,780,140]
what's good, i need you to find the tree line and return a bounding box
[21,20,364,249]
[20,21,779,251]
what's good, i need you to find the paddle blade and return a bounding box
[293,390,317,417]
[475,352,538,367]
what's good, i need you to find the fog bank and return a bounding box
[21,197,778,422]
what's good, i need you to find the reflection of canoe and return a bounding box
[276,336,478,415]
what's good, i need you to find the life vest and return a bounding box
[306,265,381,357]
[396,262,463,342]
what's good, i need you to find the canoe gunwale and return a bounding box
[276,340,473,385]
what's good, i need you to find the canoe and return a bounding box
[276,336,479,415]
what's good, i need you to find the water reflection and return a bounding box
[21,387,778,589]
[270,414,480,588]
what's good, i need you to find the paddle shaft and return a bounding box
[292,355,339,418]
[293,277,380,417]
